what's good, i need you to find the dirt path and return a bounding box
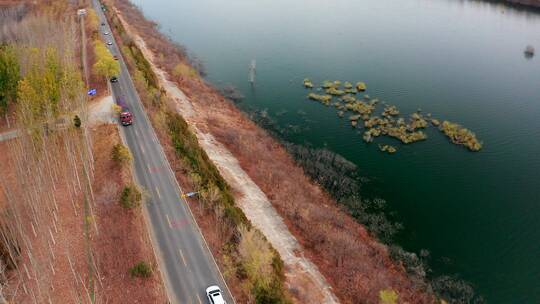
[117,14,339,304]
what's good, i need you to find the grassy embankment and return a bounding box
[103,4,290,303]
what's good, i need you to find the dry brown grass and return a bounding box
[0,125,166,303]
[90,124,167,304]
[0,139,88,303]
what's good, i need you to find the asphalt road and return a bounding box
[92,2,234,303]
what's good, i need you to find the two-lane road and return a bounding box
[92,1,234,303]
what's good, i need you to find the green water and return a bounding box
[131,0,540,301]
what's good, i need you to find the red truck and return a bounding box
[117,99,133,126]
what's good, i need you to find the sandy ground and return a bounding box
[118,14,339,304]
[88,95,115,126]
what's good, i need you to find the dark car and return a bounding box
[110,76,118,83]
[113,55,119,60]
[101,22,105,26]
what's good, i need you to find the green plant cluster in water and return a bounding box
[303,78,314,88]
[439,121,482,151]
[303,79,482,153]
[308,93,332,105]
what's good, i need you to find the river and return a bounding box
[130,0,540,302]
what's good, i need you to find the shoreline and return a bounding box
[105,0,437,302]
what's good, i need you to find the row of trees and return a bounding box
[93,40,119,80]
[0,5,100,303]
[0,46,19,114]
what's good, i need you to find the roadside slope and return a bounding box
[113,5,339,304]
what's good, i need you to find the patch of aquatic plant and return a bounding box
[382,105,400,117]
[363,128,382,143]
[340,95,356,103]
[308,93,332,105]
[439,121,482,151]
[356,81,367,91]
[325,87,345,96]
[407,112,428,130]
[379,144,397,154]
[345,100,375,115]
[301,78,482,154]
[386,126,428,144]
[344,88,358,94]
[322,80,334,89]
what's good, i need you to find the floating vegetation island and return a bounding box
[439,121,482,151]
[303,79,483,153]
[303,78,314,88]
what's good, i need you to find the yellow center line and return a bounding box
[179,249,188,267]
[165,214,172,228]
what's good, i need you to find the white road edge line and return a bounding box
[155,186,161,199]
[166,214,172,228]
[179,249,187,267]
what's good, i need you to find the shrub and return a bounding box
[112,103,122,114]
[432,276,484,304]
[253,280,289,304]
[73,115,81,128]
[379,289,399,304]
[111,143,132,166]
[166,111,247,227]
[172,62,197,79]
[119,184,142,209]
[129,261,152,278]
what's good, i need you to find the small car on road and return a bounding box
[110,76,118,83]
[104,31,109,35]
[206,285,226,304]
[107,41,113,46]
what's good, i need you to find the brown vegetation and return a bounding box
[0,2,166,302]
[91,124,166,303]
[108,0,436,303]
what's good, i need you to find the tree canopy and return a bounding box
[0,45,20,113]
[93,41,120,78]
